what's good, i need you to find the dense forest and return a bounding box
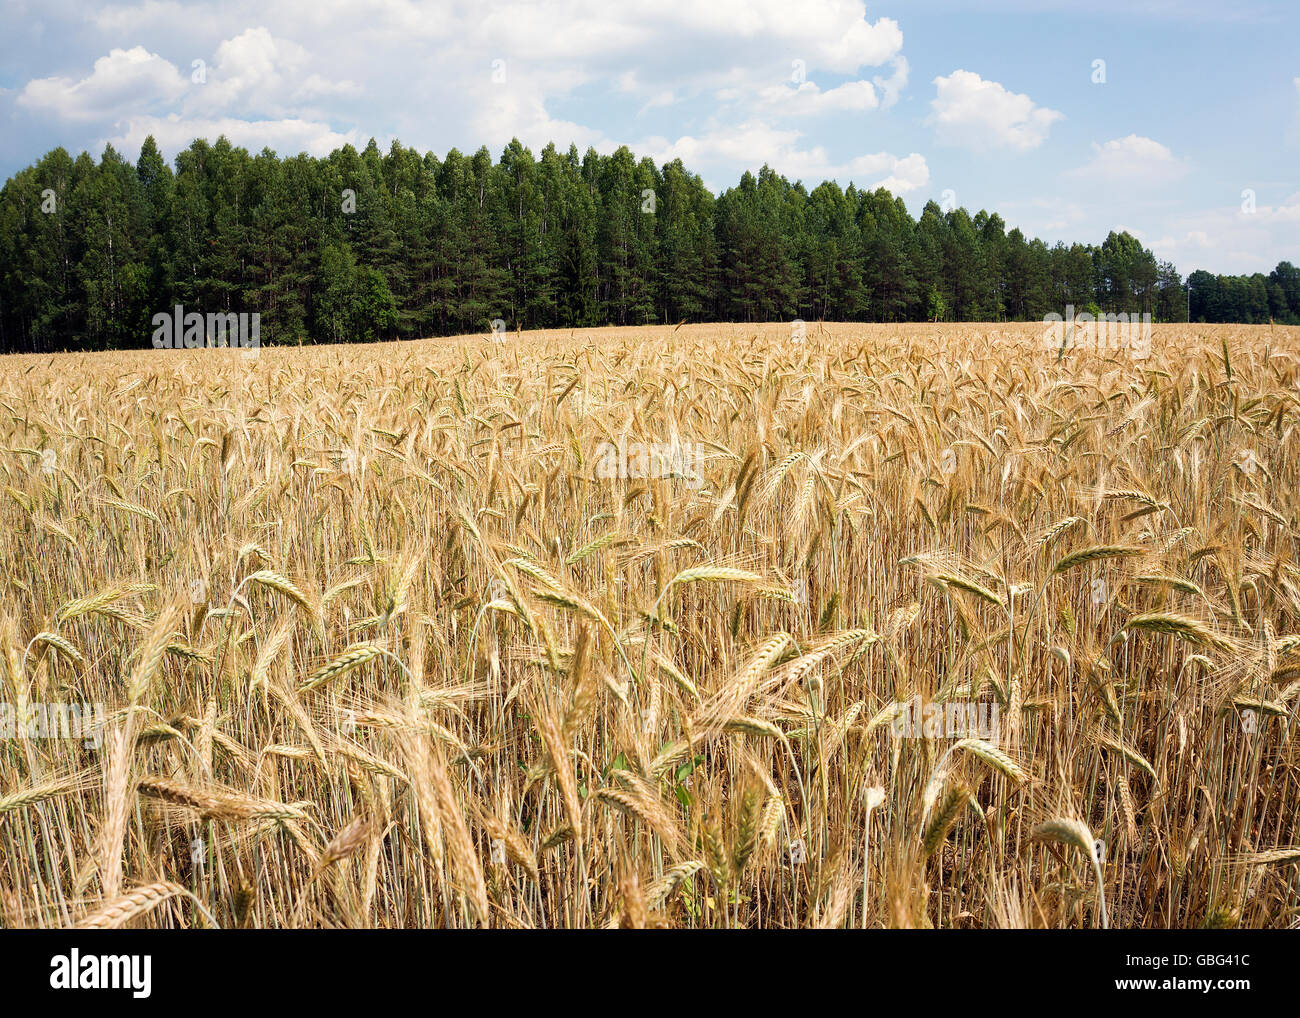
[0,135,1296,352]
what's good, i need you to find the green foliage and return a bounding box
[926,285,947,322]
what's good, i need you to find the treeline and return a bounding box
[0,135,1297,352]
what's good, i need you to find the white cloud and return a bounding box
[636,91,676,116]
[198,27,309,110]
[191,28,357,114]
[17,47,188,120]
[108,114,362,159]
[644,123,928,193]
[799,8,902,72]
[1147,235,1177,256]
[604,1,902,73]
[474,87,609,153]
[926,69,1063,151]
[865,152,930,195]
[645,123,798,168]
[1066,134,1187,186]
[873,57,909,110]
[758,80,879,116]
[12,0,916,199]
[17,26,360,134]
[293,74,360,101]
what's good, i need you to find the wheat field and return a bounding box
[2,321,1300,929]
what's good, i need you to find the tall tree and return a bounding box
[0,136,1290,350]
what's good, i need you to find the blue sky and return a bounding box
[1,0,1296,274]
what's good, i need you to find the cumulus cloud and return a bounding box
[1066,134,1187,186]
[196,27,309,111]
[474,88,608,153]
[18,47,188,120]
[864,152,930,195]
[926,69,1063,151]
[872,57,909,109]
[757,80,879,116]
[17,24,361,161]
